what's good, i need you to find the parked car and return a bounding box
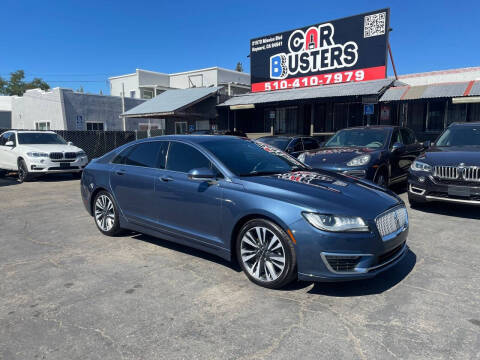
[408,122,480,206]
[298,126,425,187]
[81,135,408,289]
[0,130,88,182]
[257,135,321,157]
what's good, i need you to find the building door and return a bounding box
[175,122,187,134]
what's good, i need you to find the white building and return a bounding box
[109,67,250,100]
[398,66,480,86]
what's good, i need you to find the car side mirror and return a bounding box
[422,140,431,148]
[391,142,405,153]
[318,141,325,147]
[5,141,14,147]
[188,168,216,182]
[285,147,293,154]
[67,141,73,146]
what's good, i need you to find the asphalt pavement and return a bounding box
[0,174,479,359]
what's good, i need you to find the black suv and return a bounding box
[408,122,480,206]
[256,135,320,157]
[298,126,425,187]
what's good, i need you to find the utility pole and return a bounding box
[121,83,126,131]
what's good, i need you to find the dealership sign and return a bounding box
[250,9,390,92]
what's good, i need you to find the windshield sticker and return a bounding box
[255,141,304,166]
[308,148,365,155]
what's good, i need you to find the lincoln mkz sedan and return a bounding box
[81,136,409,289]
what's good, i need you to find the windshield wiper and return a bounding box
[241,170,284,177]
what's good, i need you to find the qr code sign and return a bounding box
[364,12,386,38]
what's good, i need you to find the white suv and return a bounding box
[0,130,88,182]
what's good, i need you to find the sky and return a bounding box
[1,0,479,94]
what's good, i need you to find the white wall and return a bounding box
[138,70,169,88]
[399,68,480,86]
[0,96,13,111]
[169,68,218,89]
[11,88,65,130]
[217,68,250,85]
[109,73,139,98]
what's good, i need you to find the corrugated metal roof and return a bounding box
[123,87,221,117]
[218,79,394,107]
[380,81,480,101]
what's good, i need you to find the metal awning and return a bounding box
[380,81,480,101]
[122,87,221,118]
[218,79,395,108]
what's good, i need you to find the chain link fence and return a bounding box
[0,128,165,160]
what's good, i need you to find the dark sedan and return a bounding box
[298,126,425,187]
[256,135,320,157]
[81,136,408,289]
[408,122,480,206]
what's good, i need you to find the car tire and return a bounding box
[72,171,82,179]
[93,191,123,236]
[17,159,33,183]
[374,169,388,188]
[408,192,427,208]
[236,219,297,289]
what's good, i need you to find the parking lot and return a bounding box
[0,175,479,360]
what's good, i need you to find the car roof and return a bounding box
[137,134,248,145]
[13,130,57,134]
[344,125,397,130]
[448,122,480,127]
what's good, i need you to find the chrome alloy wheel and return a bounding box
[240,226,286,282]
[95,195,115,232]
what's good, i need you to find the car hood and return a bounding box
[420,146,480,166]
[241,170,401,220]
[301,147,379,167]
[20,144,83,153]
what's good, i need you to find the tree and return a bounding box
[235,62,243,72]
[0,70,50,96]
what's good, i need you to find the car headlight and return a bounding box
[27,152,49,158]
[77,151,87,157]
[303,212,369,232]
[347,154,370,167]
[411,160,432,172]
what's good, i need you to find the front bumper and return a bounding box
[290,212,409,282]
[26,156,88,173]
[408,171,480,205]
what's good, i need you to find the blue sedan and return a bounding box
[81,135,409,289]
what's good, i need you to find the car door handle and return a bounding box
[160,176,174,182]
[115,170,126,176]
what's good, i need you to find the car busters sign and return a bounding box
[250,9,390,92]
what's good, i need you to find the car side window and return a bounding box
[112,146,134,164]
[166,142,212,173]
[8,133,16,146]
[291,139,303,152]
[123,141,166,168]
[390,129,403,147]
[400,128,415,145]
[302,138,318,150]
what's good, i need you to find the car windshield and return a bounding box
[325,129,388,148]
[200,138,307,176]
[257,137,291,150]
[436,126,480,147]
[17,132,67,145]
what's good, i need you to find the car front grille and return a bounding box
[433,165,480,182]
[375,206,408,239]
[49,152,63,160]
[64,152,77,159]
[324,255,361,272]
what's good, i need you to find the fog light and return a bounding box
[418,176,425,183]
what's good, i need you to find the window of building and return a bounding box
[142,89,154,99]
[86,122,105,131]
[175,122,187,134]
[274,107,298,134]
[130,90,136,98]
[156,89,164,96]
[447,103,467,125]
[196,120,210,130]
[35,122,51,130]
[166,141,211,173]
[426,101,445,132]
